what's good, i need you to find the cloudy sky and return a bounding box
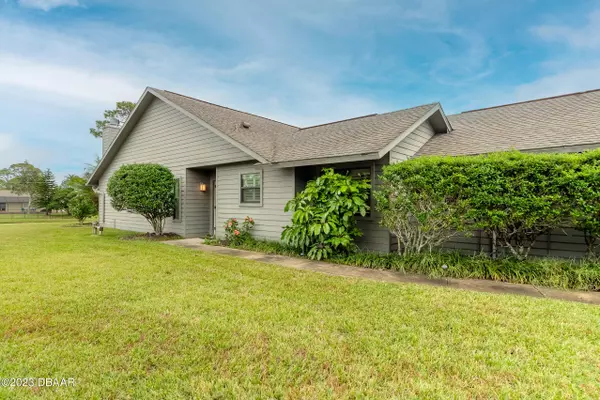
[0,0,598,180]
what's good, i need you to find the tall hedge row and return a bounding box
[376,150,600,259]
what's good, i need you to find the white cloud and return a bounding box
[0,54,141,104]
[532,10,600,49]
[18,0,79,11]
[513,65,600,101]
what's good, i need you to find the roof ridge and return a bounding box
[298,102,438,131]
[157,89,299,129]
[299,113,378,130]
[460,88,600,114]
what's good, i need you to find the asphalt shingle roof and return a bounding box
[271,104,438,162]
[153,89,298,160]
[417,89,600,156]
[154,88,438,163]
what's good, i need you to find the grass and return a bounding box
[1,223,599,399]
[0,213,76,224]
[226,239,600,291]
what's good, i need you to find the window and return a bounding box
[241,172,261,204]
[334,167,372,216]
[0,203,5,212]
[173,178,181,220]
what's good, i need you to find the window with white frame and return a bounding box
[240,172,261,204]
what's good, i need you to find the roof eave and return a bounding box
[267,152,381,168]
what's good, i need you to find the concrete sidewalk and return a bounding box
[164,238,600,305]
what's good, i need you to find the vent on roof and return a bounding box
[241,122,251,129]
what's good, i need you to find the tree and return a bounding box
[2,162,42,212]
[107,164,176,235]
[89,101,135,138]
[54,174,97,214]
[281,168,370,260]
[0,168,11,189]
[69,194,97,224]
[32,169,57,215]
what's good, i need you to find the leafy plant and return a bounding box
[281,168,370,260]
[224,216,255,245]
[68,194,97,224]
[107,164,176,235]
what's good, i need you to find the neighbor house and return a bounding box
[0,190,30,213]
[88,88,600,257]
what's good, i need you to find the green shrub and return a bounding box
[107,164,176,235]
[224,216,255,245]
[378,151,583,260]
[68,194,97,224]
[566,150,600,254]
[281,168,370,260]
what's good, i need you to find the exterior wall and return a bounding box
[97,97,254,235]
[185,169,213,237]
[355,155,390,253]
[215,164,295,241]
[389,120,436,163]
[434,228,591,259]
[6,202,29,212]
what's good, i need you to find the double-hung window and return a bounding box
[240,172,261,204]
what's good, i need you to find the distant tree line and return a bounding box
[0,161,97,223]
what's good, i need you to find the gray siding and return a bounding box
[97,97,254,235]
[389,120,436,163]
[355,156,390,253]
[436,228,592,259]
[215,164,295,241]
[185,169,213,237]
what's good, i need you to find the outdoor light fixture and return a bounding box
[199,183,207,192]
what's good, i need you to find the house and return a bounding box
[0,190,30,213]
[87,88,600,256]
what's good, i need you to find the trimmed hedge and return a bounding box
[377,150,600,259]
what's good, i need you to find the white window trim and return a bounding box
[239,170,263,207]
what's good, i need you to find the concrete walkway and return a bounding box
[165,238,600,305]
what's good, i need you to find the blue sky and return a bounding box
[0,0,599,180]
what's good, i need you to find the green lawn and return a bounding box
[1,223,599,399]
[0,214,76,224]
